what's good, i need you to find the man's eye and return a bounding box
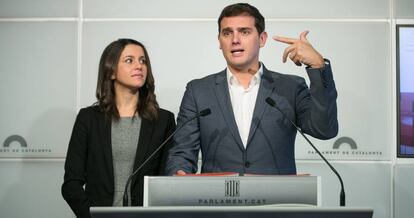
[222,31,231,36]
[241,30,250,35]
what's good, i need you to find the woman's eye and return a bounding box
[125,58,133,64]
[139,58,147,65]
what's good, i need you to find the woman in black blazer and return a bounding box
[61,39,175,218]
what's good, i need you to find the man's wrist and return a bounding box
[308,58,330,69]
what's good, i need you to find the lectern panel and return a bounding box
[91,206,373,218]
[143,175,320,206]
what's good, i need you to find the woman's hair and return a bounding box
[95,38,159,121]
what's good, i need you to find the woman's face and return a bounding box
[112,44,148,91]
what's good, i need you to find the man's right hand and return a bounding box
[175,170,187,175]
[273,31,324,69]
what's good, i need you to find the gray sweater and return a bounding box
[111,117,141,206]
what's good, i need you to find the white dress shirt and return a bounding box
[227,65,263,148]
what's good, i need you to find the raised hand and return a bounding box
[273,31,324,68]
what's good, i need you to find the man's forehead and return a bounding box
[220,16,255,29]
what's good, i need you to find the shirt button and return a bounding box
[245,162,250,168]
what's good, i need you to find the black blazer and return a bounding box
[62,106,175,218]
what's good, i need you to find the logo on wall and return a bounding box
[333,137,357,149]
[0,134,52,155]
[225,180,240,197]
[3,135,27,147]
[307,136,383,158]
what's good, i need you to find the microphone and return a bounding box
[122,108,211,206]
[265,97,345,207]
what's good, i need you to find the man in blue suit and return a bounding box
[166,3,338,175]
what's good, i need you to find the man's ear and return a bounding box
[218,34,222,50]
[259,31,268,48]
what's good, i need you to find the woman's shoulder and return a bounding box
[78,105,101,115]
[156,108,176,130]
[75,105,106,122]
[158,108,175,119]
[74,105,109,129]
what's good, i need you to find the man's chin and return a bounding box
[226,59,246,67]
[227,63,247,71]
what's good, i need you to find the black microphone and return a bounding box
[265,97,345,207]
[122,108,211,206]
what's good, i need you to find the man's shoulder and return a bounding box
[263,67,305,85]
[187,70,226,86]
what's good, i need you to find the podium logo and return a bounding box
[225,180,240,197]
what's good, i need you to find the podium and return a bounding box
[143,175,321,206]
[90,175,373,218]
[91,206,373,218]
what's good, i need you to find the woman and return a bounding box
[62,39,175,218]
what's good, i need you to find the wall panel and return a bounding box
[0,22,78,158]
[0,0,78,18]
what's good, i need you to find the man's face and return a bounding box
[218,15,267,72]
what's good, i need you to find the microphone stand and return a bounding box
[266,97,345,206]
[122,109,211,206]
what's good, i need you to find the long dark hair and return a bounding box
[95,38,159,121]
[218,3,265,34]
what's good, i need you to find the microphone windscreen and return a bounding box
[265,97,276,107]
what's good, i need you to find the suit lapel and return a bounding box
[246,66,276,147]
[214,70,245,151]
[132,117,154,185]
[101,114,114,182]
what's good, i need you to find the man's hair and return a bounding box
[218,3,265,34]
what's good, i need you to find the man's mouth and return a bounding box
[231,49,244,54]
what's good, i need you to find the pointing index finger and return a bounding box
[272,36,296,44]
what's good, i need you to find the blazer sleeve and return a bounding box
[61,109,91,218]
[165,81,201,175]
[296,60,338,139]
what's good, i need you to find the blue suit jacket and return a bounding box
[166,63,338,175]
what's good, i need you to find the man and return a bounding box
[166,3,338,175]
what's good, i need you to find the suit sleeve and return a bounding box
[296,60,338,139]
[165,81,201,175]
[61,109,91,218]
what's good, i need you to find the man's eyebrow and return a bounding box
[221,27,233,32]
[238,27,252,31]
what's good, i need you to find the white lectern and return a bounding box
[144,175,321,206]
[91,175,373,218]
